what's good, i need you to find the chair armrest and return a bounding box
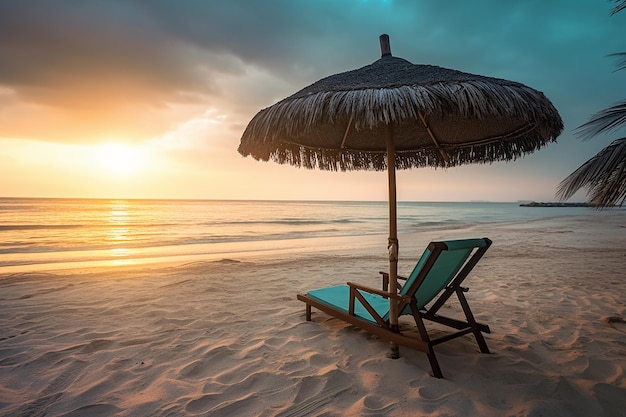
[378,271,408,292]
[347,282,402,300]
[379,271,409,280]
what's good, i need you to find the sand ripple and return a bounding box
[1,215,625,416]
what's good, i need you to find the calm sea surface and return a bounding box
[0,198,608,272]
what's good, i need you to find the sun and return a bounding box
[97,143,143,175]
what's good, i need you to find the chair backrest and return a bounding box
[400,238,490,309]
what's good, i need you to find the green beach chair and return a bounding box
[297,238,492,378]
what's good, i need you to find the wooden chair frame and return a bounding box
[297,238,492,378]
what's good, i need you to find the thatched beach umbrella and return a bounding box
[239,34,563,357]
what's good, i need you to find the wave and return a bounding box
[212,218,364,226]
[1,199,604,272]
[0,224,83,231]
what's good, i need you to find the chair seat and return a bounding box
[306,285,390,324]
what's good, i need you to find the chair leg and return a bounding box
[456,289,490,354]
[474,330,490,354]
[411,302,444,378]
[418,321,443,378]
[426,347,443,378]
[305,303,311,321]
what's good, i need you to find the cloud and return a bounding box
[0,2,232,142]
[0,0,625,200]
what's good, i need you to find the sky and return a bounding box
[0,0,624,202]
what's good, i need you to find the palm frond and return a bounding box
[611,0,626,15]
[610,52,626,71]
[556,137,626,207]
[575,100,626,140]
[558,1,626,208]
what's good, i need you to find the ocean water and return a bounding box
[0,198,604,272]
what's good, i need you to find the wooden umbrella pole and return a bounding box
[386,122,400,359]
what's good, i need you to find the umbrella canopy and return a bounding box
[239,35,562,171]
[238,34,563,358]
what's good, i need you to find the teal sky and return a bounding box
[0,1,624,202]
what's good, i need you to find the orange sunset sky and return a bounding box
[1,1,624,202]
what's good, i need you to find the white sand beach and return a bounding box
[1,213,625,416]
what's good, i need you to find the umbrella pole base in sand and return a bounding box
[388,339,400,359]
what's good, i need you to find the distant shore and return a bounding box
[519,201,598,207]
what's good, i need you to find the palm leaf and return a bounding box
[575,100,626,140]
[557,1,626,208]
[556,138,626,207]
[611,0,626,15]
[610,52,626,71]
